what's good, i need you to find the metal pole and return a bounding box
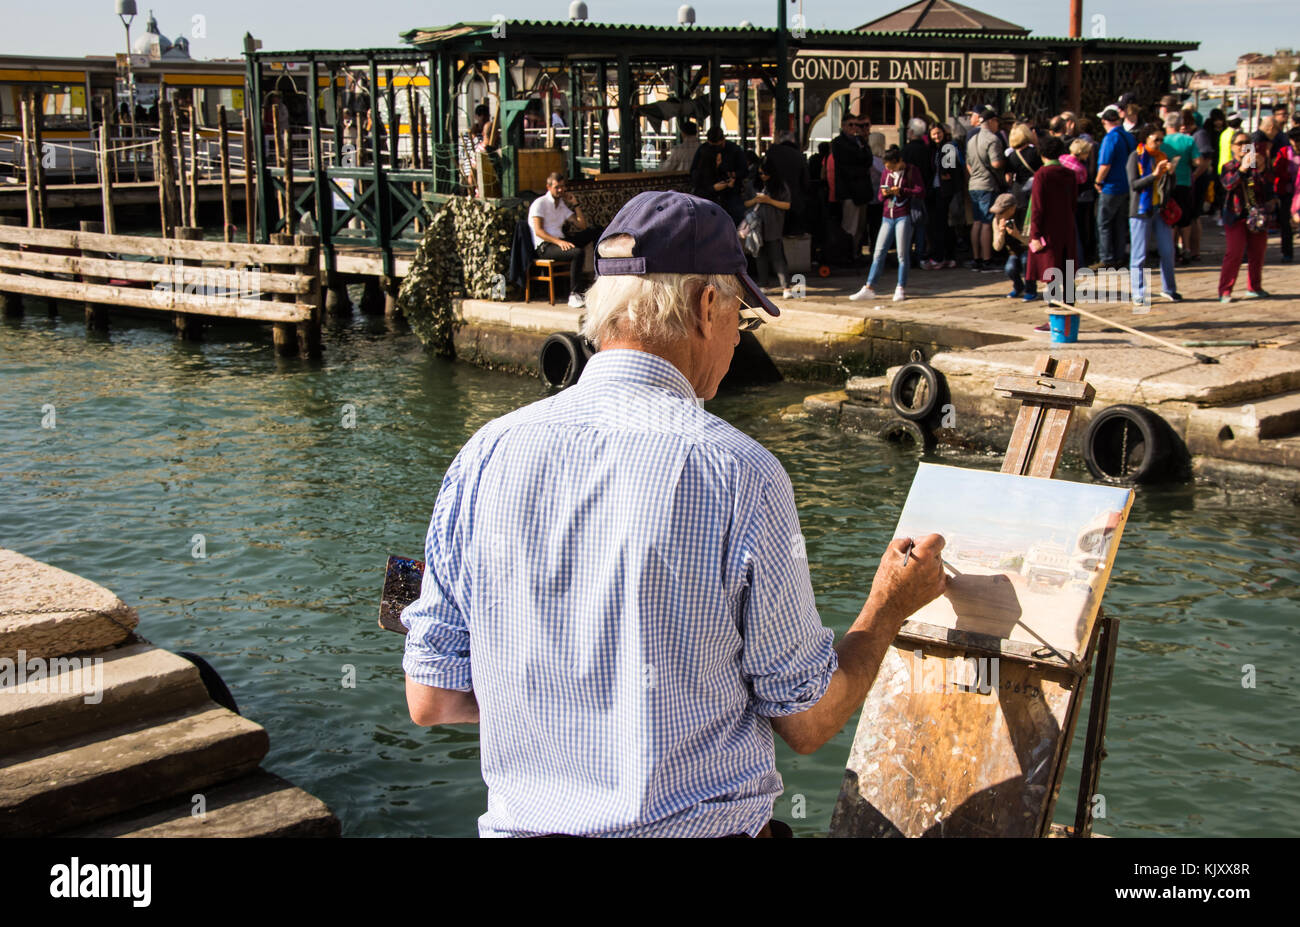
[776,0,788,138]
[598,60,610,174]
[568,63,580,179]
[1068,0,1083,115]
[308,57,333,279]
[122,18,140,181]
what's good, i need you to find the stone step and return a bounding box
[0,704,269,837]
[0,641,211,755]
[1248,390,1300,439]
[0,549,138,662]
[845,375,888,405]
[1186,395,1300,466]
[61,769,340,838]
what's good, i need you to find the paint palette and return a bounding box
[378,555,424,634]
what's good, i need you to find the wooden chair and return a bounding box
[525,258,572,306]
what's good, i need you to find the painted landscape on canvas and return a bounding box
[894,464,1135,662]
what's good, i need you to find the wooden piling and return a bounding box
[270,232,299,356]
[172,102,190,229]
[187,111,199,227]
[242,111,255,244]
[156,105,179,239]
[20,91,36,228]
[271,105,286,229]
[31,91,48,229]
[284,125,295,235]
[98,124,116,235]
[108,101,121,186]
[20,91,47,229]
[359,276,383,315]
[219,106,232,243]
[323,276,350,318]
[0,217,21,318]
[295,233,322,359]
[172,227,205,340]
[80,220,109,332]
[380,274,400,318]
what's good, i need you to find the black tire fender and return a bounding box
[878,417,935,451]
[1082,404,1174,484]
[176,651,241,715]
[539,332,588,389]
[890,359,944,422]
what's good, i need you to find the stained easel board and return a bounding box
[829,629,1096,837]
[894,464,1133,667]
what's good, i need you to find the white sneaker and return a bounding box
[848,285,876,301]
[568,292,585,309]
[893,287,906,302]
[782,288,792,299]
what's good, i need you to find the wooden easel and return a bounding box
[830,355,1119,838]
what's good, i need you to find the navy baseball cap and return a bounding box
[594,190,780,318]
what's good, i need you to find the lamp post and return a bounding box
[115,0,139,178]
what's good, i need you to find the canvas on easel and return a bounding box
[831,354,1131,838]
[895,464,1133,667]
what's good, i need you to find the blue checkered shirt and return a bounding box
[401,349,837,837]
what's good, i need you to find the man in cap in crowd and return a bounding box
[401,190,947,837]
[1094,106,1136,267]
[966,106,1006,271]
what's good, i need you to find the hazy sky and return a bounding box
[6,1,1285,74]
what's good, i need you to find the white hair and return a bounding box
[907,117,928,139]
[580,234,743,348]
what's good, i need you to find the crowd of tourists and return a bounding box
[672,94,1300,315]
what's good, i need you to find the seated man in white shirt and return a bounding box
[527,172,603,308]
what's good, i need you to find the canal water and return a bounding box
[2,307,1297,837]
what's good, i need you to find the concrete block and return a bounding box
[0,642,209,755]
[0,705,269,837]
[845,376,888,405]
[64,769,340,838]
[0,549,137,663]
[802,390,846,425]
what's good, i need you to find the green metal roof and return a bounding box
[399,20,1196,53]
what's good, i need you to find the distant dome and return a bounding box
[132,11,185,59]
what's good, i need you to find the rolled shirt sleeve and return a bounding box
[738,472,838,717]
[401,454,473,692]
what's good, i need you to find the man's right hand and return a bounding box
[864,534,947,630]
[557,240,575,251]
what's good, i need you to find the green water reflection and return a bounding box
[2,307,1296,837]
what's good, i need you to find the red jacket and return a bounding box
[878,164,924,218]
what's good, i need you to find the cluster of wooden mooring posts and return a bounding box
[12,93,252,244]
[0,216,326,358]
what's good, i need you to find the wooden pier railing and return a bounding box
[0,221,321,357]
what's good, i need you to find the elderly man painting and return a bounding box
[401,191,946,838]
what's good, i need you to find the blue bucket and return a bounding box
[1047,310,1080,343]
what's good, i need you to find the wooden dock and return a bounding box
[0,219,323,357]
